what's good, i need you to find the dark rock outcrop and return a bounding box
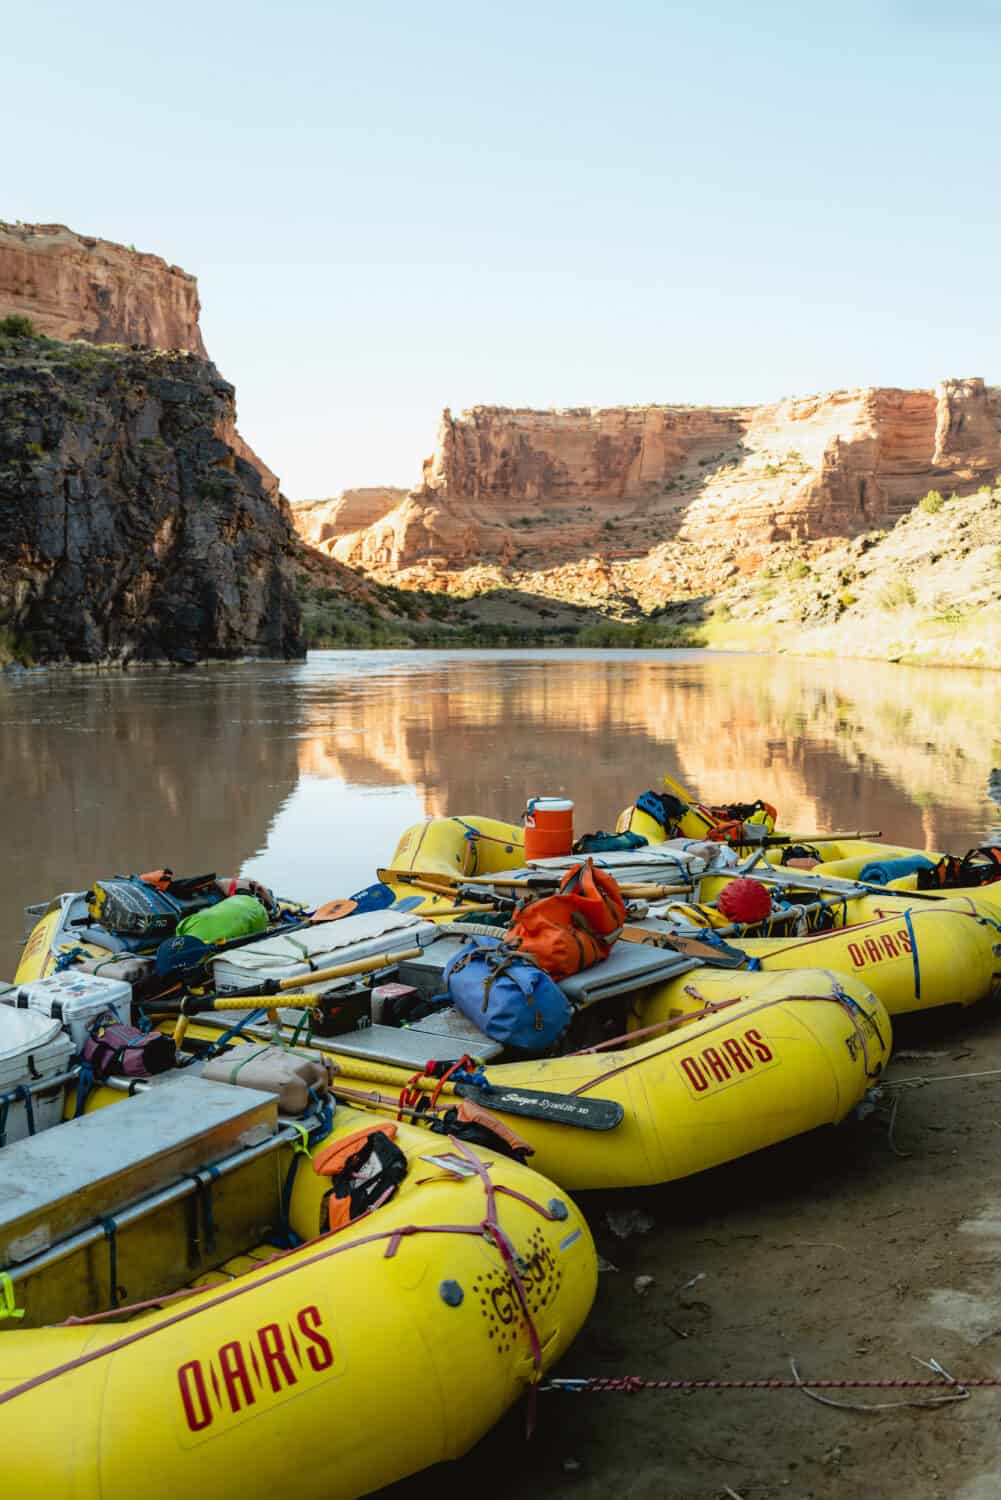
[0,332,302,664]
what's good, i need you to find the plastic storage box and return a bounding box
[0,1008,75,1143]
[5,972,132,1052]
[212,910,436,993]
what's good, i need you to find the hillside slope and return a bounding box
[701,484,1001,668]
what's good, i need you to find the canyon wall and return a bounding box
[0,223,207,356]
[321,383,1001,603]
[293,487,408,549]
[0,334,302,664]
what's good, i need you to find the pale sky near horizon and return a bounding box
[5,1,1001,499]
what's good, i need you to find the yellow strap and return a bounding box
[0,1273,24,1321]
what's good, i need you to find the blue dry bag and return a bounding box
[444,936,573,1052]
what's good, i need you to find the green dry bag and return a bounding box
[175,894,268,945]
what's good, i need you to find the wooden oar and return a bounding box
[172,944,430,1045]
[620,923,751,969]
[445,872,694,900]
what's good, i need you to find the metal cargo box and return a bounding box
[0,1073,278,1268]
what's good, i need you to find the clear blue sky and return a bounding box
[5,1,1001,498]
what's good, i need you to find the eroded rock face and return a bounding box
[0,335,302,664]
[322,387,1001,603]
[0,223,207,356]
[293,487,408,549]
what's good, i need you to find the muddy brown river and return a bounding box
[2,648,998,977]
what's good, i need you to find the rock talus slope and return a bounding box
[0,223,207,356]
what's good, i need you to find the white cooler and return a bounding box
[212,910,437,993]
[5,972,132,1052]
[0,1009,75,1143]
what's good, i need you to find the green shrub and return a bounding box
[838,590,858,608]
[785,559,810,580]
[0,626,33,666]
[919,489,945,514]
[879,579,916,610]
[0,313,36,337]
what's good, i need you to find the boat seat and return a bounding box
[0,1073,278,1269]
[311,1013,504,1068]
[397,934,699,1011]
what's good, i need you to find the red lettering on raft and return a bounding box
[298,1305,334,1372]
[178,1360,213,1432]
[677,1029,777,1096]
[258,1323,298,1393]
[218,1341,256,1412]
[848,927,912,969]
[178,1305,337,1434]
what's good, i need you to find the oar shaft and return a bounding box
[276,946,425,992]
[173,945,429,1043]
[728,829,882,846]
[326,1054,449,1093]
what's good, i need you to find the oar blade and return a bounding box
[454,1082,623,1132]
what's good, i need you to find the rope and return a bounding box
[541,1361,985,1400]
[884,1065,1001,1090]
[0,1137,556,1412]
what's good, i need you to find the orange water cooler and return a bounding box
[523,797,575,860]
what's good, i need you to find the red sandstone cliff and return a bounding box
[293,488,409,550]
[0,223,207,355]
[316,383,1001,606]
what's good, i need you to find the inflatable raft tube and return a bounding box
[0,1096,596,1500]
[312,968,891,1192]
[637,888,1001,1016]
[383,816,526,914]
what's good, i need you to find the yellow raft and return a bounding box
[385,817,1001,1017]
[13,890,896,1195]
[0,1074,596,1499]
[311,967,893,1191]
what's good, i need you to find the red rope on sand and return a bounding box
[545,1373,994,1393]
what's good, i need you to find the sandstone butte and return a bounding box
[0,222,208,356]
[302,387,1001,608]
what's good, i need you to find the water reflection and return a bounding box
[1,650,997,975]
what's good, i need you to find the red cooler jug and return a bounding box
[524,797,574,860]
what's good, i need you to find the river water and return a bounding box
[2,649,998,977]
